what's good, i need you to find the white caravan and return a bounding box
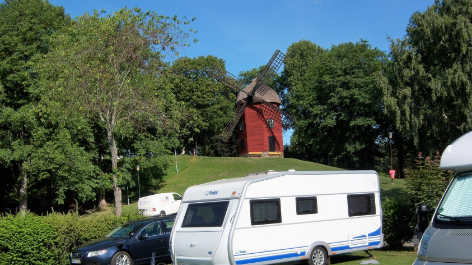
[170,170,383,265]
[414,131,472,265]
[138,192,182,217]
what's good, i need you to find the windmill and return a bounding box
[208,50,295,158]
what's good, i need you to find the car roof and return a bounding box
[125,214,176,225]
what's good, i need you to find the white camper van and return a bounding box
[138,192,182,217]
[413,131,472,265]
[170,170,383,265]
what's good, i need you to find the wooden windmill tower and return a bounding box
[208,50,294,158]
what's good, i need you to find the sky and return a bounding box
[48,0,434,145]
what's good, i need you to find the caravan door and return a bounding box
[173,201,233,265]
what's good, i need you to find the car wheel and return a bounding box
[159,211,166,217]
[111,251,133,265]
[308,246,328,265]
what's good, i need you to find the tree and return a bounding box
[284,40,389,169]
[35,8,197,216]
[378,0,472,153]
[170,56,237,157]
[0,0,70,213]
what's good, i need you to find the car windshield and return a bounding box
[435,172,472,226]
[106,223,144,238]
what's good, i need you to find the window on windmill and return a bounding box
[266,119,274,128]
[239,121,245,131]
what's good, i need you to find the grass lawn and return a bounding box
[330,247,416,264]
[158,155,339,195]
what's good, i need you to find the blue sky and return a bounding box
[48,0,434,145]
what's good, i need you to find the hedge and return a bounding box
[0,211,140,265]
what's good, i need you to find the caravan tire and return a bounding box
[308,247,328,265]
[159,211,166,217]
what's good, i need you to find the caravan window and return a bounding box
[296,197,318,215]
[347,194,376,216]
[182,201,229,227]
[250,199,282,225]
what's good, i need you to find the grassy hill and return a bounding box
[119,155,407,215]
[157,155,406,199]
[157,155,339,196]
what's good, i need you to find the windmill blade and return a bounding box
[257,97,295,128]
[208,64,249,96]
[219,101,248,142]
[254,50,285,96]
[280,110,295,130]
[260,50,285,80]
[258,98,284,125]
[280,109,295,122]
[254,83,272,97]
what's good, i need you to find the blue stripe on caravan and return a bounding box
[234,246,308,257]
[235,251,306,265]
[331,241,381,252]
[234,227,382,264]
[368,227,381,237]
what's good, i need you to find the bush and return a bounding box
[0,213,59,265]
[0,210,142,264]
[382,197,413,249]
[43,210,141,264]
[405,151,454,210]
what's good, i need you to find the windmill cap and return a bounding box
[236,79,281,105]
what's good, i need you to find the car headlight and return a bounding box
[417,232,432,257]
[87,249,107,257]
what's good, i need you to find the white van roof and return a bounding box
[139,193,176,200]
[440,131,472,172]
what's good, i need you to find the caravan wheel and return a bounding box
[308,247,328,265]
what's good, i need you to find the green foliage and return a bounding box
[378,0,472,153]
[33,7,198,216]
[0,0,70,108]
[0,213,59,264]
[0,0,70,213]
[0,210,142,265]
[170,56,237,156]
[382,197,413,250]
[43,211,140,264]
[405,151,454,209]
[284,40,389,169]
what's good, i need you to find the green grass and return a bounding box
[330,248,416,264]
[121,156,408,213]
[158,155,339,195]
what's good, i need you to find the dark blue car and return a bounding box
[69,215,175,265]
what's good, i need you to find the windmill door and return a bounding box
[268,136,276,152]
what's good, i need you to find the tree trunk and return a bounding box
[98,190,107,209]
[18,163,27,215]
[46,176,52,212]
[107,127,122,217]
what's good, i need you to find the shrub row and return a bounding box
[0,210,140,265]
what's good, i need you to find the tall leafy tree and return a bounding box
[378,0,472,153]
[170,56,237,156]
[35,8,197,216]
[0,0,69,212]
[285,40,389,169]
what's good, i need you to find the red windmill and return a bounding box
[208,50,294,157]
